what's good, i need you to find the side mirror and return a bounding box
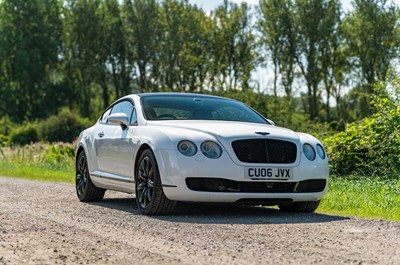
[108,113,129,128]
[266,119,275,126]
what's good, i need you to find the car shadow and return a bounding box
[89,195,349,225]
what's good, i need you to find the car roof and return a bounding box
[131,92,233,101]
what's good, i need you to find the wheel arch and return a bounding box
[134,143,153,177]
[75,145,86,166]
[75,144,95,175]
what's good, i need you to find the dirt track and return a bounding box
[0,177,399,265]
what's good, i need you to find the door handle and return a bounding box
[98,132,104,138]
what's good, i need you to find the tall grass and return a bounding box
[0,143,75,183]
[319,177,400,221]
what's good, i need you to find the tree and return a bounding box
[342,0,400,118]
[259,0,297,114]
[0,0,62,121]
[123,0,161,91]
[158,0,212,92]
[343,0,400,87]
[319,0,344,121]
[295,0,341,119]
[63,0,105,117]
[159,0,189,90]
[211,0,257,91]
[99,0,131,105]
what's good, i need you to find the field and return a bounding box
[0,144,75,183]
[0,144,399,222]
[319,177,400,221]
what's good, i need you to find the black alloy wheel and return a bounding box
[76,153,88,197]
[76,151,105,202]
[135,149,176,215]
[136,155,155,208]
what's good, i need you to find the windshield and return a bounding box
[141,94,268,124]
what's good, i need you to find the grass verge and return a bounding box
[319,177,400,222]
[0,157,399,222]
[0,161,74,183]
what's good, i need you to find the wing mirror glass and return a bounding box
[108,113,129,128]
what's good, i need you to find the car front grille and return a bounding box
[231,139,297,163]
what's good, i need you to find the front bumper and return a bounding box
[154,149,329,203]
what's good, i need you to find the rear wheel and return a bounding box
[76,151,105,202]
[135,149,176,215]
[278,200,320,213]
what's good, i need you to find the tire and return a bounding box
[135,149,176,215]
[278,200,321,213]
[76,151,105,202]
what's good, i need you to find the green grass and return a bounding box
[319,177,400,222]
[0,143,75,183]
[0,157,399,222]
[0,160,74,183]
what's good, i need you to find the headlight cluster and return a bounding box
[303,143,316,161]
[303,143,326,161]
[178,140,222,159]
[177,140,197,156]
[200,141,223,159]
[316,144,326,159]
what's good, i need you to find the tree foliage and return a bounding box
[342,0,400,86]
[324,80,400,178]
[341,0,400,118]
[0,0,399,126]
[0,0,62,121]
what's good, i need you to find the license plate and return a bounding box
[245,167,293,180]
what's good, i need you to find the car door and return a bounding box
[96,100,139,179]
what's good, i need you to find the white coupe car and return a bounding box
[75,93,329,215]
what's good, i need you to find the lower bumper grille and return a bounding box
[185,178,326,193]
[235,198,293,205]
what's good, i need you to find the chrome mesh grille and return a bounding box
[231,139,297,163]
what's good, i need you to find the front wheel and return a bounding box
[76,151,105,202]
[135,149,176,215]
[278,200,321,213]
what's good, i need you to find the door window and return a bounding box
[110,100,135,125]
[100,108,112,123]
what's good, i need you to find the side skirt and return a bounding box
[90,171,135,194]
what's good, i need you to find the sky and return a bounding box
[188,0,353,13]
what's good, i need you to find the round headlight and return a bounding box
[177,140,197,156]
[303,143,316,161]
[316,144,326,159]
[200,141,222,159]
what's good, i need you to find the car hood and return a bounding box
[146,120,300,143]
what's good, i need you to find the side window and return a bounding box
[110,100,135,125]
[100,108,112,123]
[130,108,137,124]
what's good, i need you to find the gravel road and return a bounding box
[0,177,399,265]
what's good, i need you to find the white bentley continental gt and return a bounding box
[75,93,329,215]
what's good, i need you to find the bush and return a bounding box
[41,143,75,165]
[38,108,91,143]
[0,142,75,173]
[9,124,38,145]
[0,115,14,136]
[324,80,400,178]
[0,134,10,147]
